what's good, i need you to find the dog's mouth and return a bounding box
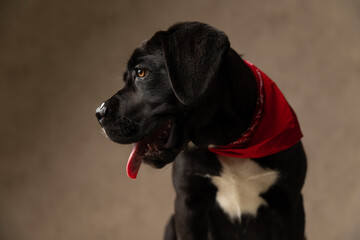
[127,119,177,179]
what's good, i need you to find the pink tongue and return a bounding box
[126,142,146,179]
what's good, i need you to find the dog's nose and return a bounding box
[95,102,107,121]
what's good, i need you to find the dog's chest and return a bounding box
[210,156,278,220]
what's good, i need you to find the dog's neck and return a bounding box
[222,49,258,127]
[188,49,258,147]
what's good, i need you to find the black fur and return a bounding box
[96,22,307,239]
[161,22,230,106]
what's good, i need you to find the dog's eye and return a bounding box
[136,69,149,78]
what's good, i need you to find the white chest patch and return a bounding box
[210,156,278,221]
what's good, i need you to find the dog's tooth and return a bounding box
[147,144,153,151]
[154,144,159,151]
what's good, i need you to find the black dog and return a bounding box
[96,22,307,240]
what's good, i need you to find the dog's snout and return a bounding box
[95,102,107,121]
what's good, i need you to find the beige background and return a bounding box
[1,0,359,239]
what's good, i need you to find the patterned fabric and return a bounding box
[208,60,303,158]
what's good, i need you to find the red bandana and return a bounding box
[208,60,303,158]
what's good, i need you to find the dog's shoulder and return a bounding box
[172,142,306,221]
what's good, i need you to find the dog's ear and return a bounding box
[160,22,230,106]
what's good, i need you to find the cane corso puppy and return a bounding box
[95,22,307,240]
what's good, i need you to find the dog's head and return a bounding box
[95,22,253,179]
